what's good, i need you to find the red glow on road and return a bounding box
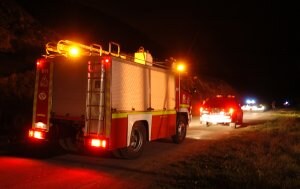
[0,156,142,188]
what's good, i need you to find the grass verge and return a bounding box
[154,111,300,189]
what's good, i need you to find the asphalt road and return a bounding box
[0,111,274,189]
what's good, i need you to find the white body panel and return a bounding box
[111,58,175,112]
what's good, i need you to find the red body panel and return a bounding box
[110,113,176,149]
[151,114,176,140]
[110,117,128,149]
[33,60,51,129]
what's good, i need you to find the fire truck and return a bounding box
[28,40,191,159]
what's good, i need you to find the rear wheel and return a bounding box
[200,121,209,127]
[172,115,187,144]
[50,124,84,153]
[119,124,146,159]
[229,122,236,128]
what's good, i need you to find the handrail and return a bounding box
[44,39,174,70]
[45,40,119,57]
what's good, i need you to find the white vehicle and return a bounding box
[241,104,265,111]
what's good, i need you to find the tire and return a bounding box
[54,124,84,153]
[172,115,187,144]
[119,124,146,159]
[200,121,209,127]
[229,122,236,128]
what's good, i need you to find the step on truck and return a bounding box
[28,40,191,159]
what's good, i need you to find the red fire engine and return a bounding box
[28,40,191,159]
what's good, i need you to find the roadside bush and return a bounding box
[0,71,34,138]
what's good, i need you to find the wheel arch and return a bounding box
[177,112,188,124]
[178,107,191,123]
[127,114,151,147]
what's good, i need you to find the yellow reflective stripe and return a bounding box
[112,110,176,119]
[152,110,176,115]
[112,113,128,119]
[180,104,190,108]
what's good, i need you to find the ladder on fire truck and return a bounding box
[86,60,105,136]
[45,40,121,136]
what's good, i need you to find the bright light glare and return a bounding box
[104,58,110,63]
[29,130,33,137]
[29,130,45,139]
[176,64,185,72]
[69,46,80,57]
[91,139,101,147]
[241,104,265,111]
[34,131,44,139]
[90,139,107,148]
[101,140,107,148]
[36,58,45,68]
[246,99,255,104]
[35,122,46,129]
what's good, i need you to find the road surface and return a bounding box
[0,111,274,189]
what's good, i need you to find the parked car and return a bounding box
[199,95,243,128]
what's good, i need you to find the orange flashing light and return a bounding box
[176,63,185,72]
[69,46,80,57]
[229,108,235,114]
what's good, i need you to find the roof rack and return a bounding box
[45,40,121,58]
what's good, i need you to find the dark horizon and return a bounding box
[9,0,296,102]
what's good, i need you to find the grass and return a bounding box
[153,111,300,189]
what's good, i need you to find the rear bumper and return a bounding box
[200,114,232,124]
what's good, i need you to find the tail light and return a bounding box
[102,56,111,64]
[89,138,107,148]
[200,107,209,114]
[200,107,203,112]
[28,129,46,140]
[229,108,235,114]
[36,58,46,69]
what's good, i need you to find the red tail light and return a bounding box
[28,129,46,140]
[102,56,111,63]
[36,58,46,69]
[90,138,107,148]
[229,108,234,114]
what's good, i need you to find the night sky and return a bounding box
[15,0,293,103]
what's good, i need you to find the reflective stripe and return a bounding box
[180,104,190,108]
[112,110,176,119]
